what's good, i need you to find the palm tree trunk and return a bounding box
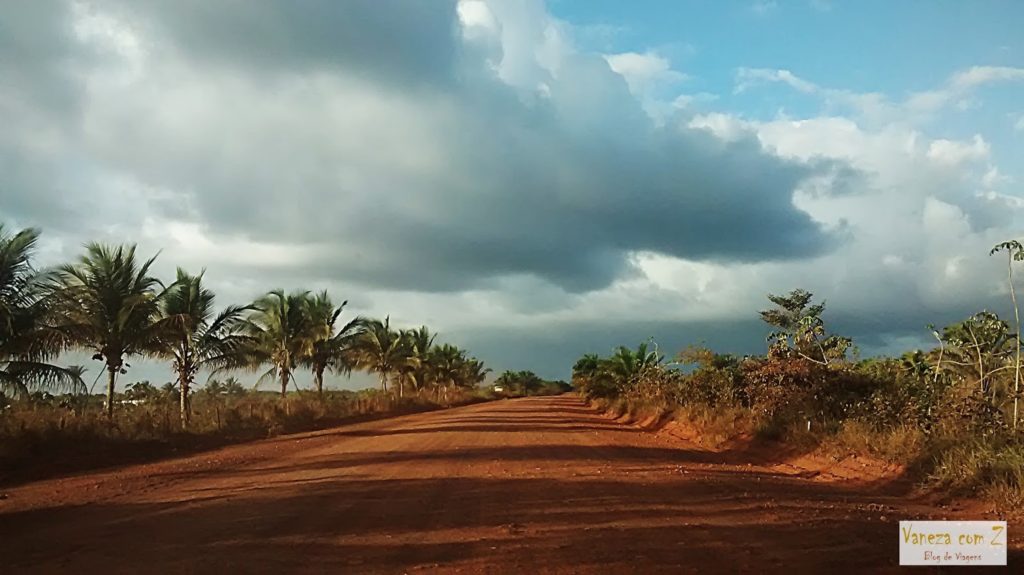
[179,378,189,430]
[280,369,289,399]
[315,368,324,398]
[105,365,117,419]
[380,372,388,393]
[178,380,188,425]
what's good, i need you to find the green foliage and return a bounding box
[574,286,1024,509]
[493,370,567,396]
[348,316,413,393]
[302,291,362,397]
[0,226,80,397]
[573,341,664,399]
[243,289,320,397]
[761,289,851,365]
[162,269,252,426]
[52,242,176,417]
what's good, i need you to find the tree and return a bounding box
[0,226,79,397]
[161,381,178,400]
[302,291,362,398]
[495,370,542,395]
[459,356,490,389]
[571,354,601,392]
[991,240,1024,430]
[123,380,159,402]
[760,289,850,365]
[53,243,174,418]
[429,343,466,401]
[244,290,316,398]
[61,364,87,395]
[937,311,1016,398]
[399,326,436,397]
[602,342,663,388]
[348,317,412,393]
[221,376,246,396]
[162,269,252,428]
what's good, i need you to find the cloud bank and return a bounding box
[1,0,1022,383]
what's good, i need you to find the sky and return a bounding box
[2,0,1023,390]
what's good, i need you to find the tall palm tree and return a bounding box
[349,316,412,393]
[244,289,316,398]
[0,226,78,397]
[302,291,363,398]
[602,342,663,389]
[459,356,490,389]
[429,343,465,401]
[399,326,436,397]
[571,353,601,388]
[162,269,252,428]
[64,364,88,397]
[53,243,174,418]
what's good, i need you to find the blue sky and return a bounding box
[552,0,1024,159]
[2,1,1023,388]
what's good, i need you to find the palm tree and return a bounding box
[303,291,363,398]
[459,356,490,389]
[221,376,246,396]
[64,364,88,397]
[349,316,412,393]
[244,290,316,398]
[399,326,436,397]
[572,353,601,388]
[52,243,174,418]
[602,342,663,389]
[160,381,178,400]
[161,269,252,428]
[0,226,79,397]
[428,343,465,401]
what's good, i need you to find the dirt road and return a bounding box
[1,395,1018,573]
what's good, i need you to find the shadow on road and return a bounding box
[2,395,1014,573]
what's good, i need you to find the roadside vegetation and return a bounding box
[574,241,1024,510]
[492,370,572,397]
[0,225,495,481]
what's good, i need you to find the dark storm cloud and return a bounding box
[99,0,460,87]
[1,0,838,295]
[457,289,1015,380]
[0,1,90,227]
[454,318,771,380]
[0,1,839,290]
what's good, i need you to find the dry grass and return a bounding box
[824,420,928,465]
[0,388,493,484]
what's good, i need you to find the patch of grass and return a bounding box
[929,438,1024,500]
[674,404,751,447]
[0,388,491,485]
[825,420,927,465]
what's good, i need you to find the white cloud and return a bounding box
[735,65,1024,127]
[4,0,1023,381]
[603,51,687,96]
[926,135,990,166]
[950,66,1024,90]
[735,68,818,94]
[672,92,718,109]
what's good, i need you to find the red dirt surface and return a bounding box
[1,395,1020,573]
